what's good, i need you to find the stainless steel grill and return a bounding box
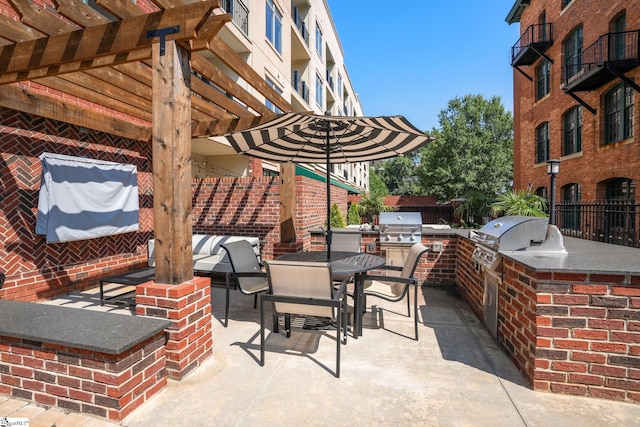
[470,216,566,270]
[379,212,422,244]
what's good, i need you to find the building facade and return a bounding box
[194,0,369,194]
[507,0,639,245]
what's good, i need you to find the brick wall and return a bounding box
[0,332,167,421]
[0,109,153,302]
[457,235,640,404]
[135,276,212,381]
[513,0,640,198]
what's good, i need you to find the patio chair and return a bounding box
[360,242,430,340]
[328,232,362,284]
[220,240,269,327]
[260,260,349,378]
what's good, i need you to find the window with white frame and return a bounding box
[315,73,323,108]
[266,0,282,54]
[265,76,283,114]
[315,22,323,59]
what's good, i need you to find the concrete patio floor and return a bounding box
[3,284,640,426]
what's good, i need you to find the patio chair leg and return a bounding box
[273,313,279,333]
[406,291,411,317]
[414,283,419,341]
[285,314,291,338]
[260,296,265,366]
[225,273,231,327]
[253,294,258,309]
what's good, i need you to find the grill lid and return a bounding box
[473,216,548,251]
[379,212,422,227]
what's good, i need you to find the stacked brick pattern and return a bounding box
[0,332,167,421]
[457,235,640,404]
[533,270,640,402]
[135,277,212,380]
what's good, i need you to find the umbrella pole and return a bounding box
[326,123,332,260]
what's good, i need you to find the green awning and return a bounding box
[295,165,362,194]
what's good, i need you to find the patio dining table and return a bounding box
[276,251,385,338]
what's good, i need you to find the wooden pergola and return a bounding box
[0,0,296,285]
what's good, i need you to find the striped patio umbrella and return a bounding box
[223,112,433,259]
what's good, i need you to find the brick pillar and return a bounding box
[273,241,304,258]
[135,276,212,380]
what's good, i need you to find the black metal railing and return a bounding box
[564,30,640,85]
[556,200,639,248]
[293,13,309,46]
[292,71,309,103]
[510,23,553,65]
[220,0,249,36]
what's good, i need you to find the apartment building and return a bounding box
[507,0,639,245]
[195,0,369,193]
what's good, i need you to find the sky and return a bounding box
[326,1,521,132]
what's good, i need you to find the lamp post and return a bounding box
[547,159,561,225]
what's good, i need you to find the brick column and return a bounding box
[273,241,304,258]
[135,276,212,380]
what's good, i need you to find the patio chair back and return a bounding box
[223,240,267,294]
[329,232,362,253]
[264,260,334,318]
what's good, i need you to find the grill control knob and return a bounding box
[410,235,415,241]
[385,234,390,241]
[397,235,403,241]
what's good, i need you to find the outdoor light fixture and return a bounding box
[547,159,561,225]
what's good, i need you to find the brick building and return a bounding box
[506,0,639,234]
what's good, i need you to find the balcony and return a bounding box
[563,30,640,92]
[510,23,553,66]
[220,0,249,36]
[291,71,309,104]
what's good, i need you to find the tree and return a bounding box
[327,203,346,228]
[491,189,547,217]
[416,94,513,202]
[368,167,388,196]
[357,190,393,224]
[377,155,421,195]
[347,203,361,225]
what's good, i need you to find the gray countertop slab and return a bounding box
[0,300,171,355]
[500,236,640,275]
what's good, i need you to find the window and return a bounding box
[536,59,550,100]
[315,73,323,108]
[563,26,583,81]
[562,106,582,155]
[607,178,635,201]
[604,83,634,144]
[561,0,572,9]
[536,122,550,163]
[612,13,626,60]
[604,178,636,237]
[266,0,282,54]
[265,76,283,114]
[315,22,323,59]
[337,72,343,99]
[561,183,581,230]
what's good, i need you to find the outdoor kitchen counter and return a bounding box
[499,236,640,275]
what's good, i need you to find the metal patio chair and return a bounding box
[360,242,430,340]
[220,240,269,327]
[260,260,349,378]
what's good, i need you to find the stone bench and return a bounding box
[0,299,171,421]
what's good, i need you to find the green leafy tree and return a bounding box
[369,167,389,196]
[416,94,513,202]
[491,189,548,217]
[327,202,346,228]
[377,155,421,195]
[454,191,496,227]
[347,203,361,225]
[357,190,393,224]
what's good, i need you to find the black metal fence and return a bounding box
[556,200,640,248]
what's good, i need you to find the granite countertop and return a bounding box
[500,236,640,275]
[0,300,171,354]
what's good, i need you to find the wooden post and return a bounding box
[280,163,297,243]
[151,40,193,284]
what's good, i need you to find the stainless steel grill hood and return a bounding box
[473,216,549,251]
